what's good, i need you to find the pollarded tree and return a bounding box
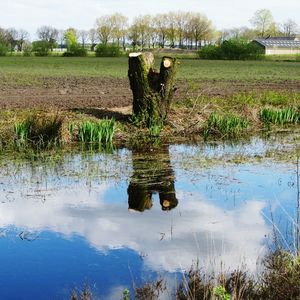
[250,9,275,37]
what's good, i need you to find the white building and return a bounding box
[253,37,300,55]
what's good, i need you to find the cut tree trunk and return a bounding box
[128,52,177,126]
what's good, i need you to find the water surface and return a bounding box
[0,135,299,299]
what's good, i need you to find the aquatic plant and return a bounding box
[76,119,115,145]
[260,107,300,125]
[203,112,249,139]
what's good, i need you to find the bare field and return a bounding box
[0,57,300,109]
[0,77,300,110]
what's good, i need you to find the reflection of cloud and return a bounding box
[0,185,269,273]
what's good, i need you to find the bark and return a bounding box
[128,52,177,125]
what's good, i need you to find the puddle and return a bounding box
[0,134,299,299]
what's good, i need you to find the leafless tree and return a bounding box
[78,30,89,47]
[89,28,98,51]
[37,25,59,50]
[282,19,299,37]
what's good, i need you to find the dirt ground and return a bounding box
[0,77,300,110]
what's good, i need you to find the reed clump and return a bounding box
[70,118,115,145]
[260,107,300,125]
[203,112,249,139]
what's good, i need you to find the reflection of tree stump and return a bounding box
[128,145,178,212]
[128,52,177,125]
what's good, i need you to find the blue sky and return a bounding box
[0,0,299,37]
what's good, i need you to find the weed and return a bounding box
[260,107,300,126]
[123,288,130,300]
[148,118,163,137]
[135,279,165,300]
[213,285,230,300]
[203,112,249,139]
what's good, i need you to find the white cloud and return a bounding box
[0,184,270,274]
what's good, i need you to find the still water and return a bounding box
[0,135,299,299]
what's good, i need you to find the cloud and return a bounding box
[0,183,269,273]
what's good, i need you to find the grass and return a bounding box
[260,107,300,125]
[71,119,115,145]
[203,112,249,139]
[70,249,300,300]
[14,113,63,148]
[175,250,300,300]
[1,57,300,84]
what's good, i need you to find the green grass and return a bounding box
[73,119,115,145]
[260,107,300,125]
[203,112,249,139]
[1,57,300,84]
[14,113,63,148]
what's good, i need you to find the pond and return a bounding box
[0,133,299,299]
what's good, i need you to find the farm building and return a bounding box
[253,37,300,55]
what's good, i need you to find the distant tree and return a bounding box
[154,14,168,48]
[6,28,18,51]
[64,28,78,49]
[78,30,89,47]
[57,29,65,49]
[96,15,114,45]
[250,9,275,37]
[282,19,299,37]
[189,13,213,48]
[89,28,98,51]
[131,15,152,49]
[110,13,128,49]
[37,26,58,51]
[166,12,177,48]
[17,29,29,51]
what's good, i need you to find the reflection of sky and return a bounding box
[0,140,298,299]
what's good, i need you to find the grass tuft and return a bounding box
[14,113,63,148]
[203,112,249,139]
[260,107,300,125]
[74,119,115,145]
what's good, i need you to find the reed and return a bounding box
[260,108,300,125]
[76,119,115,145]
[204,112,249,139]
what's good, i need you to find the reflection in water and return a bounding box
[128,146,178,211]
[0,136,298,299]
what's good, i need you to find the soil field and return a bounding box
[0,77,300,109]
[1,57,300,109]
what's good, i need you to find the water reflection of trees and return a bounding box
[128,145,178,212]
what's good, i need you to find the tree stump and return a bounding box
[128,52,177,126]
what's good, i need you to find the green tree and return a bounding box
[250,9,275,37]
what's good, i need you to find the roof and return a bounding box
[254,37,300,48]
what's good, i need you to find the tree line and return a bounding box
[0,9,299,54]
